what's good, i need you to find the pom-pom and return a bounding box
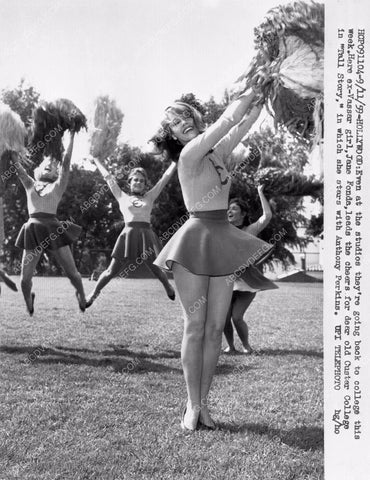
[89,96,124,160]
[254,166,323,197]
[0,103,28,162]
[231,1,324,143]
[28,98,87,164]
[54,98,87,133]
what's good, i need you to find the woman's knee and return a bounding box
[232,315,245,326]
[106,260,125,278]
[206,325,224,343]
[183,319,205,341]
[105,267,116,278]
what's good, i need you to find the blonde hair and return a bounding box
[164,102,205,134]
[128,167,148,186]
[149,101,205,161]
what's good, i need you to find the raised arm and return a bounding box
[146,161,177,200]
[55,131,75,192]
[217,104,263,166]
[182,90,260,166]
[245,185,272,236]
[11,152,34,190]
[93,157,126,202]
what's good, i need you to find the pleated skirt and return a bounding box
[111,222,162,262]
[15,213,82,251]
[154,210,273,276]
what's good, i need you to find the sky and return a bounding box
[1,0,299,158]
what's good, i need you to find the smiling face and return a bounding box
[167,110,200,145]
[227,201,246,226]
[35,157,59,182]
[129,172,146,195]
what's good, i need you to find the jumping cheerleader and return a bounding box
[151,90,273,430]
[224,185,278,355]
[13,132,86,315]
[85,158,176,308]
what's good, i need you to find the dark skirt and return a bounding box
[154,210,273,276]
[234,265,278,292]
[15,213,82,251]
[111,222,162,262]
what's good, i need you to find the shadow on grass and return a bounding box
[53,346,254,375]
[0,344,182,374]
[216,363,254,375]
[220,422,323,451]
[258,348,323,358]
[59,344,181,360]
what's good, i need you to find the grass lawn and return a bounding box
[0,277,323,480]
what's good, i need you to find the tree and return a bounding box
[203,90,230,125]
[1,79,40,127]
[306,211,323,239]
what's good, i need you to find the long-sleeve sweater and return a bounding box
[178,98,261,212]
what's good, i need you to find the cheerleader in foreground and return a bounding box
[224,186,278,354]
[85,158,176,308]
[13,132,86,315]
[151,90,273,430]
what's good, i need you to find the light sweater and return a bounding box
[26,181,64,215]
[178,100,261,212]
[106,162,176,224]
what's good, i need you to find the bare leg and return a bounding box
[144,260,175,299]
[172,262,209,430]
[0,269,17,291]
[20,249,42,315]
[223,296,237,353]
[51,246,86,311]
[86,257,129,307]
[200,276,233,427]
[232,291,257,353]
